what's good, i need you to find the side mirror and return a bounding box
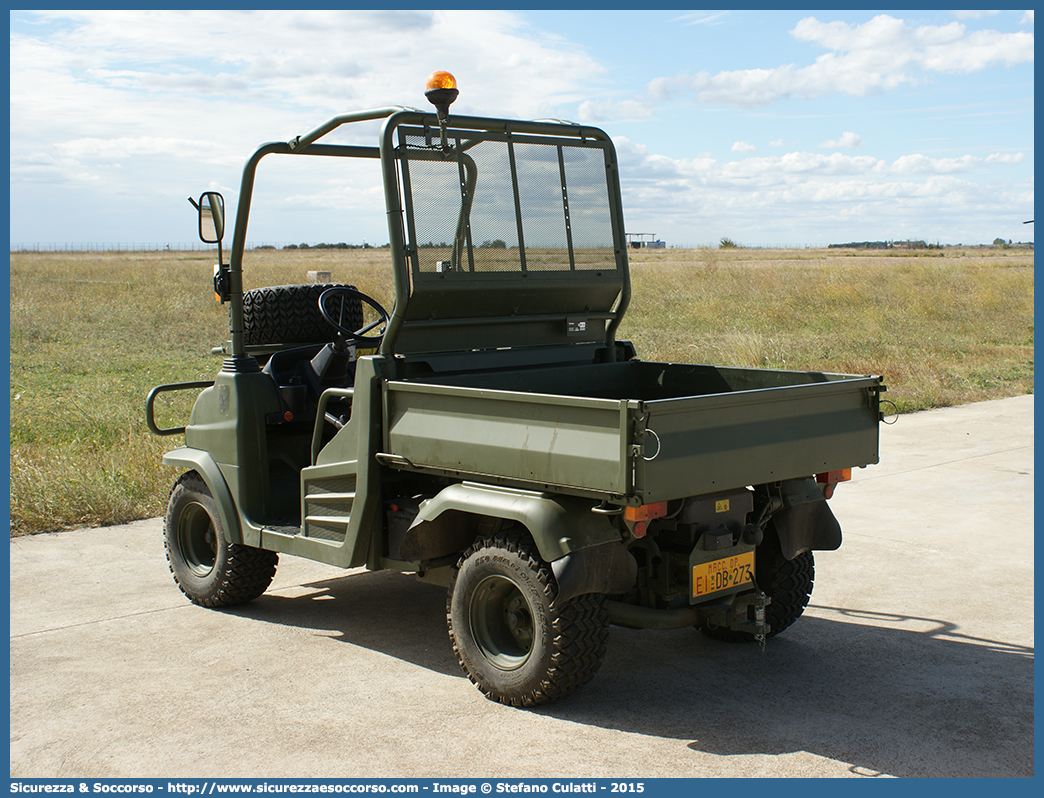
[198,191,225,243]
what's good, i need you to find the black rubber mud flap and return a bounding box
[772,497,842,560]
[551,540,638,604]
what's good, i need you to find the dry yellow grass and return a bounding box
[624,247,1033,411]
[9,246,1033,535]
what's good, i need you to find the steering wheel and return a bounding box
[318,287,390,346]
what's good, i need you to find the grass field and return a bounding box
[9,246,1034,535]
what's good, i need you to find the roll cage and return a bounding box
[222,107,632,362]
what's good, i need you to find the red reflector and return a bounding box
[283,411,293,422]
[624,502,669,522]
[816,469,851,484]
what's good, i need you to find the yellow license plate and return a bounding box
[692,550,755,599]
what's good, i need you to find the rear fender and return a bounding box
[162,447,245,546]
[406,483,635,600]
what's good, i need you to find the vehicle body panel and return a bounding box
[381,360,881,505]
[152,90,885,652]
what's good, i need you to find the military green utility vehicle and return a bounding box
[148,72,884,706]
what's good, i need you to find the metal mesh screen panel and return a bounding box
[401,132,617,275]
[401,136,472,274]
[561,146,616,270]
[512,141,570,271]
[464,138,525,273]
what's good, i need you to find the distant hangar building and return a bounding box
[626,233,666,249]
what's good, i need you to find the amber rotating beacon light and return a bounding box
[424,70,459,121]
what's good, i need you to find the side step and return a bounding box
[301,474,357,542]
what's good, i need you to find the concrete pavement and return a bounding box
[9,394,1034,778]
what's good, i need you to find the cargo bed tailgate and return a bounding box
[634,373,882,503]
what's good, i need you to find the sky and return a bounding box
[8,8,1035,249]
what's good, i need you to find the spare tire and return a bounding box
[240,283,363,346]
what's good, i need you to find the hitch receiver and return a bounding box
[699,590,772,637]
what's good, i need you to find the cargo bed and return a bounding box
[382,361,883,503]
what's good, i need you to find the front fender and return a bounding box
[162,447,245,546]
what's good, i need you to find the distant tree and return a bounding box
[719,237,738,249]
[828,241,888,249]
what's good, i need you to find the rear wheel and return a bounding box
[701,528,814,642]
[447,530,609,706]
[164,472,278,607]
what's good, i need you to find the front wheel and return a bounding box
[447,530,609,707]
[164,472,278,607]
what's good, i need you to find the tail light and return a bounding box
[816,468,851,499]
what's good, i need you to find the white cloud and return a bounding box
[11,10,606,121]
[724,152,885,182]
[793,15,1033,72]
[819,132,863,150]
[56,136,217,159]
[576,97,654,123]
[617,135,1024,184]
[646,14,1033,108]
[890,154,978,174]
[985,152,1027,164]
[613,136,1030,226]
[615,138,1033,244]
[10,9,610,202]
[1022,11,1034,24]
[8,10,1035,248]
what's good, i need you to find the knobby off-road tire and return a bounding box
[701,529,814,643]
[164,472,278,607]
[447,530,609,707]
[241,283,363,346]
